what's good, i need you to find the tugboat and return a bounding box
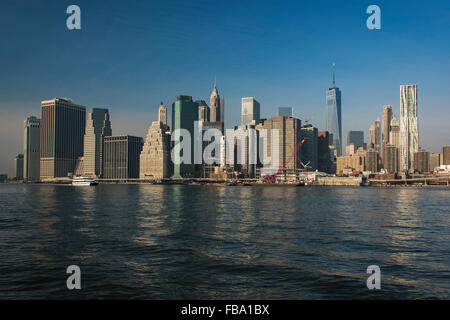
[72,176,99,186]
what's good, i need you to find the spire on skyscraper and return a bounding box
[332,63,336,88]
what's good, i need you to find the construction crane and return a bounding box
[300,161,311,182]
[264,137,308,184]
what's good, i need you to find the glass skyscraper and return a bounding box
[326,65,342,156]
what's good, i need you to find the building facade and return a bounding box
[103,135,143,179]
[140,121,171,179]
[23,116,40,181]
[383,144,398,173]
[369,120,381,152]
[326,89,342,156]
[210,84,224,126]
[241,97,261,127]
[40,98,86,179]
[366,150,380,173]
[413,149,430,173]
[300,125,318,171]
[172,95,199,178]
[389,114,400,149]
[83,108,112,177]
[430,153,442,172]
[443,146,450,165]
[382,105,393,150]
[318,131,333,173]
[258,116,302,180]
[278,107,293,117]
[347,131,364,149]
[158,103,167,126]
[14,154,24,180]
[400,85,419,171]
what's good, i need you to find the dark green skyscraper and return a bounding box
[172,95,199,178]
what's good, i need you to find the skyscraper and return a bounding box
[400,85,419,171]
[383,144,398,173]
[197,100,209,123]
[103,135,143,179]
[210,84,221,123]
[40,98,86,179]
[23,116,40,181]
[443,146,450,165]
[140,121,171,179]
[318,131,333,174]
[389,114,400,149]
[258,116,302,180]
[300,125,318,171]
[347,131,364,149]
[14,154,24,180]
[83,108,111,177]
[382,105,393,154]
[172,95,199,178]
[366,150,379,173]
[326,64,342,156]
[158,103,168,126]
[241,97,260,126]
[369,120,381,152]
[413,149,430,173]
[278,107,293,117]
[430,153,441,171]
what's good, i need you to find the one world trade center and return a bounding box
[326,63,342,156]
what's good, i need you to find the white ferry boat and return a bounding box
[72,176,99,186]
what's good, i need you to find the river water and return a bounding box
[0,184,449,299]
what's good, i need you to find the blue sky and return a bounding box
[0,0,449,175]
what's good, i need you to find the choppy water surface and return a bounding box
[0,184,449,299]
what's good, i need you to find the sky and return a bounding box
[0,0,449,175]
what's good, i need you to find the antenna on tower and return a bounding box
[214,75,216,88]
[332,63,336,88]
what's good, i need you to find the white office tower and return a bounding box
[241,97,260,126]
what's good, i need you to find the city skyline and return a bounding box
[1,0,450,175]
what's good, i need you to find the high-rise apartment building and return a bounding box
[400,85,419,171]
[172,95,199,178]
[23,116,40,181]
[140,121,171,179]
[258,116,302,180]
[413,149,430,173]
[430,153,441,171]
[40,98,86,179]
[300,125,318,171]
[383,145,398,173]
[443,146,450,165]
[241,97,260,126]
[326,64,342,156]
[103,135,143,179]
[14,154,24,180]
[347,131,364,149]
[83,108,111,177]
[366,150,379,173]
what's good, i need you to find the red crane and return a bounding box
[264,137,308,183]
